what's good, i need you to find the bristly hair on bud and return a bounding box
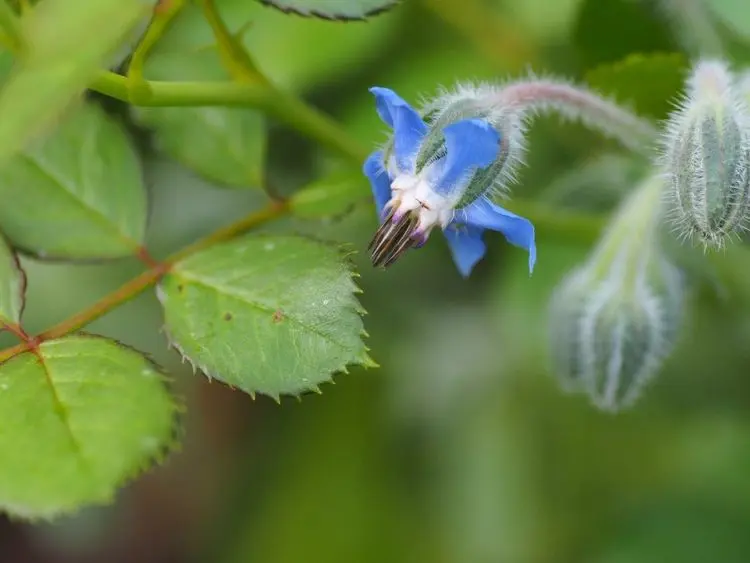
[660,59,750,248]
[549,256,684,412]
[547,174,686,412]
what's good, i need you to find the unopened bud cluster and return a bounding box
[548,175,685,412]
[662,60,750,247]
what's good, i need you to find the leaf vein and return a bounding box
[33,352,94,476]
[21,152,138,250]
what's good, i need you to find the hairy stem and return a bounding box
[490,80,659,154]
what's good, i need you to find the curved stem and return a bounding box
[490,80,659,154]
[91,72,368,163]
[92,0,370,164]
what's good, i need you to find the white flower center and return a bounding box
[387,173,457,234]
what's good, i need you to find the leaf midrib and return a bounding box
[22,152,139,251]
[33,351,94,476]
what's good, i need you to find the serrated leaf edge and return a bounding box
[0,333,184,522]
[257,0,399,21]
[157,235,376,402]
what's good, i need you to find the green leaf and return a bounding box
[707,0,750,41]
[0,335,178,519]
[585,52,688,120]
[133,47,265,189]
[152,1,400,92]
[573,0,678,68]
[258,0,398,20]
[289,171,370,219]
[0,235,25,327]
[0,102,147,259]
[158,234,373,399]
[0,0,150,164]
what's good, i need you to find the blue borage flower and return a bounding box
[363,87,536,277]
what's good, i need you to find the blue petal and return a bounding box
[456,198,537,273]
[363,151,392,218]
[369,87,428,173]
[369,86,399,127]
[443,225,487,278]
[429,119,500,195]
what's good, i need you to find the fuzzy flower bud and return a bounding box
[548,174,685,412]
[662,60,750,247]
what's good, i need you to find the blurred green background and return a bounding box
[4,0,750,561]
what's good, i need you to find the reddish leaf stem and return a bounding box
[0,199,289,364]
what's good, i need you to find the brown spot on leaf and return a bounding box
[223,312,233,321]
[272,310,284,323]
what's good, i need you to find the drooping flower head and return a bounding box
[363,86,536,277]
